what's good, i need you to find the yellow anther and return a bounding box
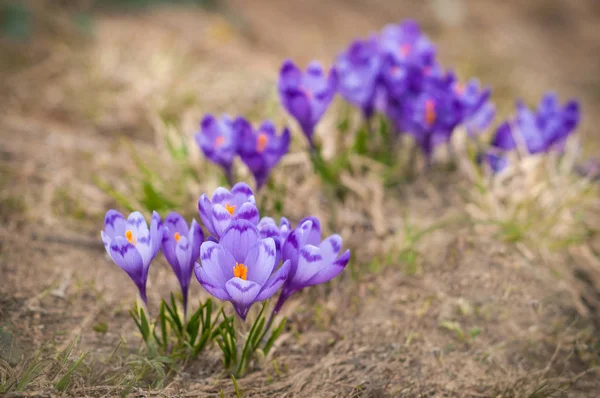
[214,136,225,148]
[224,203,236,216]
[125,230,136,245]
[174,232,181,242]
[257,133,268,153]
[425,99,436,126]
[233,262,248,280]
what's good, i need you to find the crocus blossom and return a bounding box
[379,19,436,69]
[278,59,337,146]
[335,36,382,119]
[195,114,240,184]
[492,93,580,154]
[236,118,291,190]
[198,182,260,240]
[101,210,163,304]
[194,220,291,319]
[257,216,291,265]
[453,79,495,137]
[162,212,204,315]
[273,216,350,314]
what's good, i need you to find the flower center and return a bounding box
[399,44,412,57]
[224,203,236,216]
[455,83,465,95]
[174,232,181,242]
[391,65,402,77]
[233,262,248,280]
[425,99,436,126]
[125,230,137,245]
[301,87,313,100]
[256,133,268,153]
[214,136,225,148]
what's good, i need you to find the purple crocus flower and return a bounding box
[335,36,382,119]
[392,71,462,157]
[162,212,204,315]
[492,93,580,154]
[236,118,291,190]
[101,210,163,305]
[273,216,350,314]
[195,114,240,184]
[379,20,436,68]
[453,79,495,137]
[278,59,337,146]
[478,151,508,174]
[198,182,260,241]
[194,220,291,320]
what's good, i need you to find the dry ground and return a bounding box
[1,0,600,396]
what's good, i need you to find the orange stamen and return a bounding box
[174,232,181,242]
[125,230,136,245]
[399,44,411,57]
[233,262,248,280]
[455,83,465,95]
[425,100,436,126]
[256,133,268,153]
[301,87,313,100]
[224,203,236,216]
[214,136,225,148]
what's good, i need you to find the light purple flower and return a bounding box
[195,114,240,184]
[194,220,291,320]
[335,36,382,118]
[379,20,436,68]
[236,118,291,190]
[198,182,260,241]
[273,216,350,314]
[162,212,204,315]
[278,59,337,146]
[101,210,163,304]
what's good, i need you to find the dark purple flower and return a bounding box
[162,212,204,315]
[101,210,163,305]
[492,93,580,154]
[236,118,291,190]
[391,71,462,157]
[335,36,382,118]
[278,59,337,146]
[273,216,350,314]
[198,182,260,240]
[194,220,291,320]
[195,114,240,184]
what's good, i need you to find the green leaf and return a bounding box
[55,352,88,392]
[263,317,286,356]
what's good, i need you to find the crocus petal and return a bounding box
[199,241,234,286]
[104,210,126,239]
[492,122,516,151]
[291,245,323,287]
[150,211,163,258]
[211,204,235,238]
[307,249,350,286]
[101,231,112,258]
[162,226,179,270]
[211,187,234,207]
[299,216,322,246]
[256,260,291,301]
[319,234,343,264]
[244,238,276,286]
[176,235,193,285]
[108,236,145,286]
[164,212,189,239]
[219,220,260,264]
[231,182,255,207]
[225,278,261,311]
[235,202,260,226]
[194,263,231,301]
[188,219,203,263]
[198,194,215,236]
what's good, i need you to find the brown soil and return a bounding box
[1,0,600,396]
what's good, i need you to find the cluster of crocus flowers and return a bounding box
[277,19,495,159]
[101,183,350,322]
[195,115,290,190]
